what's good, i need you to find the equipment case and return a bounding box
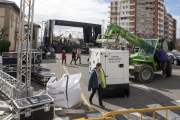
[2,52,18,65]
[12,94,54,120]
[33,71,54,86]
[31,52,42,64]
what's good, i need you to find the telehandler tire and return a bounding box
[134,64,154,83]
[166,60,172,77]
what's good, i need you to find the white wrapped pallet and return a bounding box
[46,73,82,108]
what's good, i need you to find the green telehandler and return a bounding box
[96,24,172,83]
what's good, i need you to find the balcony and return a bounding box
[158,15,164,20]
[136,13,154,18]
[137,3,155,7]
[165,14,170,19]
[164,29,169,32]
[136,30,145,34]
[108,15,117,18]
[145,31,154,34]
[112,15,117,18]
[158,22,164,26]
[137,19,145,22]
[146,26,154,29]
[158,5,164,10]
[158,27,164,31]
[108,10,117,13]
[158,0,164,5]
[108,5,117,8]
[169,35,173,38]
[158,32,164,36]
[129,20,134,22]
[121,2,135,6]
[121,25,134,28]
[169,31,173,34]
[120,19,131,23]
[120,14,134,17]
[137,26,146,28]
[159,11,164,15]
[145,19,154,23]
[164,19,169,22]
[146,9,155,12]
[121,8,135,12]
[137,8,145,11]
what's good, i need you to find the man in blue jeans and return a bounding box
[155,47,168,77]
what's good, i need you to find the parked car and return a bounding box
[167,51,180,65]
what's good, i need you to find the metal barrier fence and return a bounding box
[74,106,180,120]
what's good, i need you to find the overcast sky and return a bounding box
[10,0,180,41]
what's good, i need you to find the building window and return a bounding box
[11,13,14,27]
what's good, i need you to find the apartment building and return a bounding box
[108,0,177,42]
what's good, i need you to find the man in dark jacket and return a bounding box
[155,47,168,77]
[70,49,77,65]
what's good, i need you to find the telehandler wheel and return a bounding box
[166,60,172,77]
[134,64,154,83]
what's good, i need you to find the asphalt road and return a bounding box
[1,53,180,120]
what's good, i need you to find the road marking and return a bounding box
[130,83,150,92]
[86,112,104,119]
[119,108,147,120]
[56,54,94,112]
[171,100,180,106]
[54,116,70,120]
[81,93,94,112]
[147,104,180,120]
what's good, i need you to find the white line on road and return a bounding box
[171,100,180,106]
[119,108,147,120]
[130,83,151,92]
[147,104,180,120]
[86,112,104,119]
[54,116,70,120]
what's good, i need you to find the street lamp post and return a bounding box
[41,20,46,46]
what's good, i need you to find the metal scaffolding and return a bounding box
[16,0,35,98]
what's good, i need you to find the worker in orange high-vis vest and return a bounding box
[88,63,106,108]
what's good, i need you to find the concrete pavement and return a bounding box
[1,53,180,120]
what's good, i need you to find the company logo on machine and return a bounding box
[109,56,121,63]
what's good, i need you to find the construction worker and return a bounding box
[155,47,168,77]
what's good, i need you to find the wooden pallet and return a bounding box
[60,100,84,115]
[70,100,84,109]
